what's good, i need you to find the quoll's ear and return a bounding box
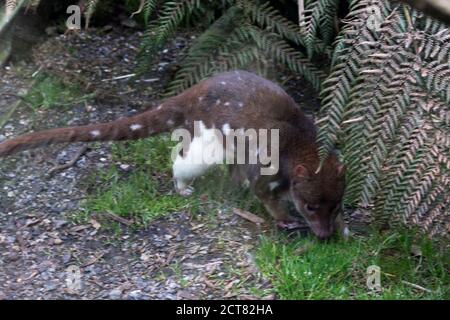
[337,164,346,178]
[294,164,309,178]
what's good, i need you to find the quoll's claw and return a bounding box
[276,220,304,230]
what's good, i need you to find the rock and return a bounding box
[127,290,142,300]
[54,219,68,228]
[119,164,131,171]
[62,252,72,264]
[109,287,123,299]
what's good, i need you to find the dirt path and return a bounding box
[0,28,319,299]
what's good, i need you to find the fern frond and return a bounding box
[139,0,202,64]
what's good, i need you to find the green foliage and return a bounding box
[82,135,199,225]
[256,230,449,299]
[139,0,328,94]
[316,0,449,236]
[23,74,93,110]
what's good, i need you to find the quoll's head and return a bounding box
[289,154,346,240]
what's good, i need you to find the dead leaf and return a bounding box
[90,219,101,230]
[69,225,91,233]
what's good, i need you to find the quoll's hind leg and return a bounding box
[172,153,213,196]
[172,121,224,196]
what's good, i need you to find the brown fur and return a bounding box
[0,70,346,239]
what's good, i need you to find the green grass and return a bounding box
[81,134,449,300]
[81,133,265,226]
[80,135,200,225]
[255,231,449,299]
[23,74,93,110]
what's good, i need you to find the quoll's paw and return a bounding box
[276,220,305,230]
[177,186,194,197]
[342,226,351,241]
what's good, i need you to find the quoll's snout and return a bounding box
[310,222,335,241]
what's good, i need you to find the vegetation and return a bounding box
[256,229,449,299]
[80,136,449,299]
[0,0,448,299]
[1,0,448,238]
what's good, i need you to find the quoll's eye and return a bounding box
[304,203,319,213]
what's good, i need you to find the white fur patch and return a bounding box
[90,130,101,138]
[173,121,225,189]
[130,124,143,131]
[222,123,231,135]
[220,81,226,85]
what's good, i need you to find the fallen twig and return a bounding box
[48,145,88,174]
[401,280,433,293]
[81,253,105,268]
[100,212,134,226]
[233,208,265,224]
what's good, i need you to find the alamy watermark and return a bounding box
[171,121,280,176]
[366,265,382,292]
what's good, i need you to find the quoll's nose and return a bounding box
[314,229,333,241]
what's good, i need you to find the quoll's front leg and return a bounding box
[335,213,350,240]
[253,178,303,230]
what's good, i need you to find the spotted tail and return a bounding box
[0,104,184,157]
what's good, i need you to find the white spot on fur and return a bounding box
[220,81,226,85]
[90,130,101,138]
[222,123,231,135]
[130,124,143,131]
[269,181,281,191]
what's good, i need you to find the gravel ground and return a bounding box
[0,27,333,300]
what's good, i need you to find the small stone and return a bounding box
[54,219,68,228]
[109,287,123,299]
[119,164,130,171]
[128,290,142,300]
[7,191,15,198]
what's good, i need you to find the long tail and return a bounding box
[0,103,185,157]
